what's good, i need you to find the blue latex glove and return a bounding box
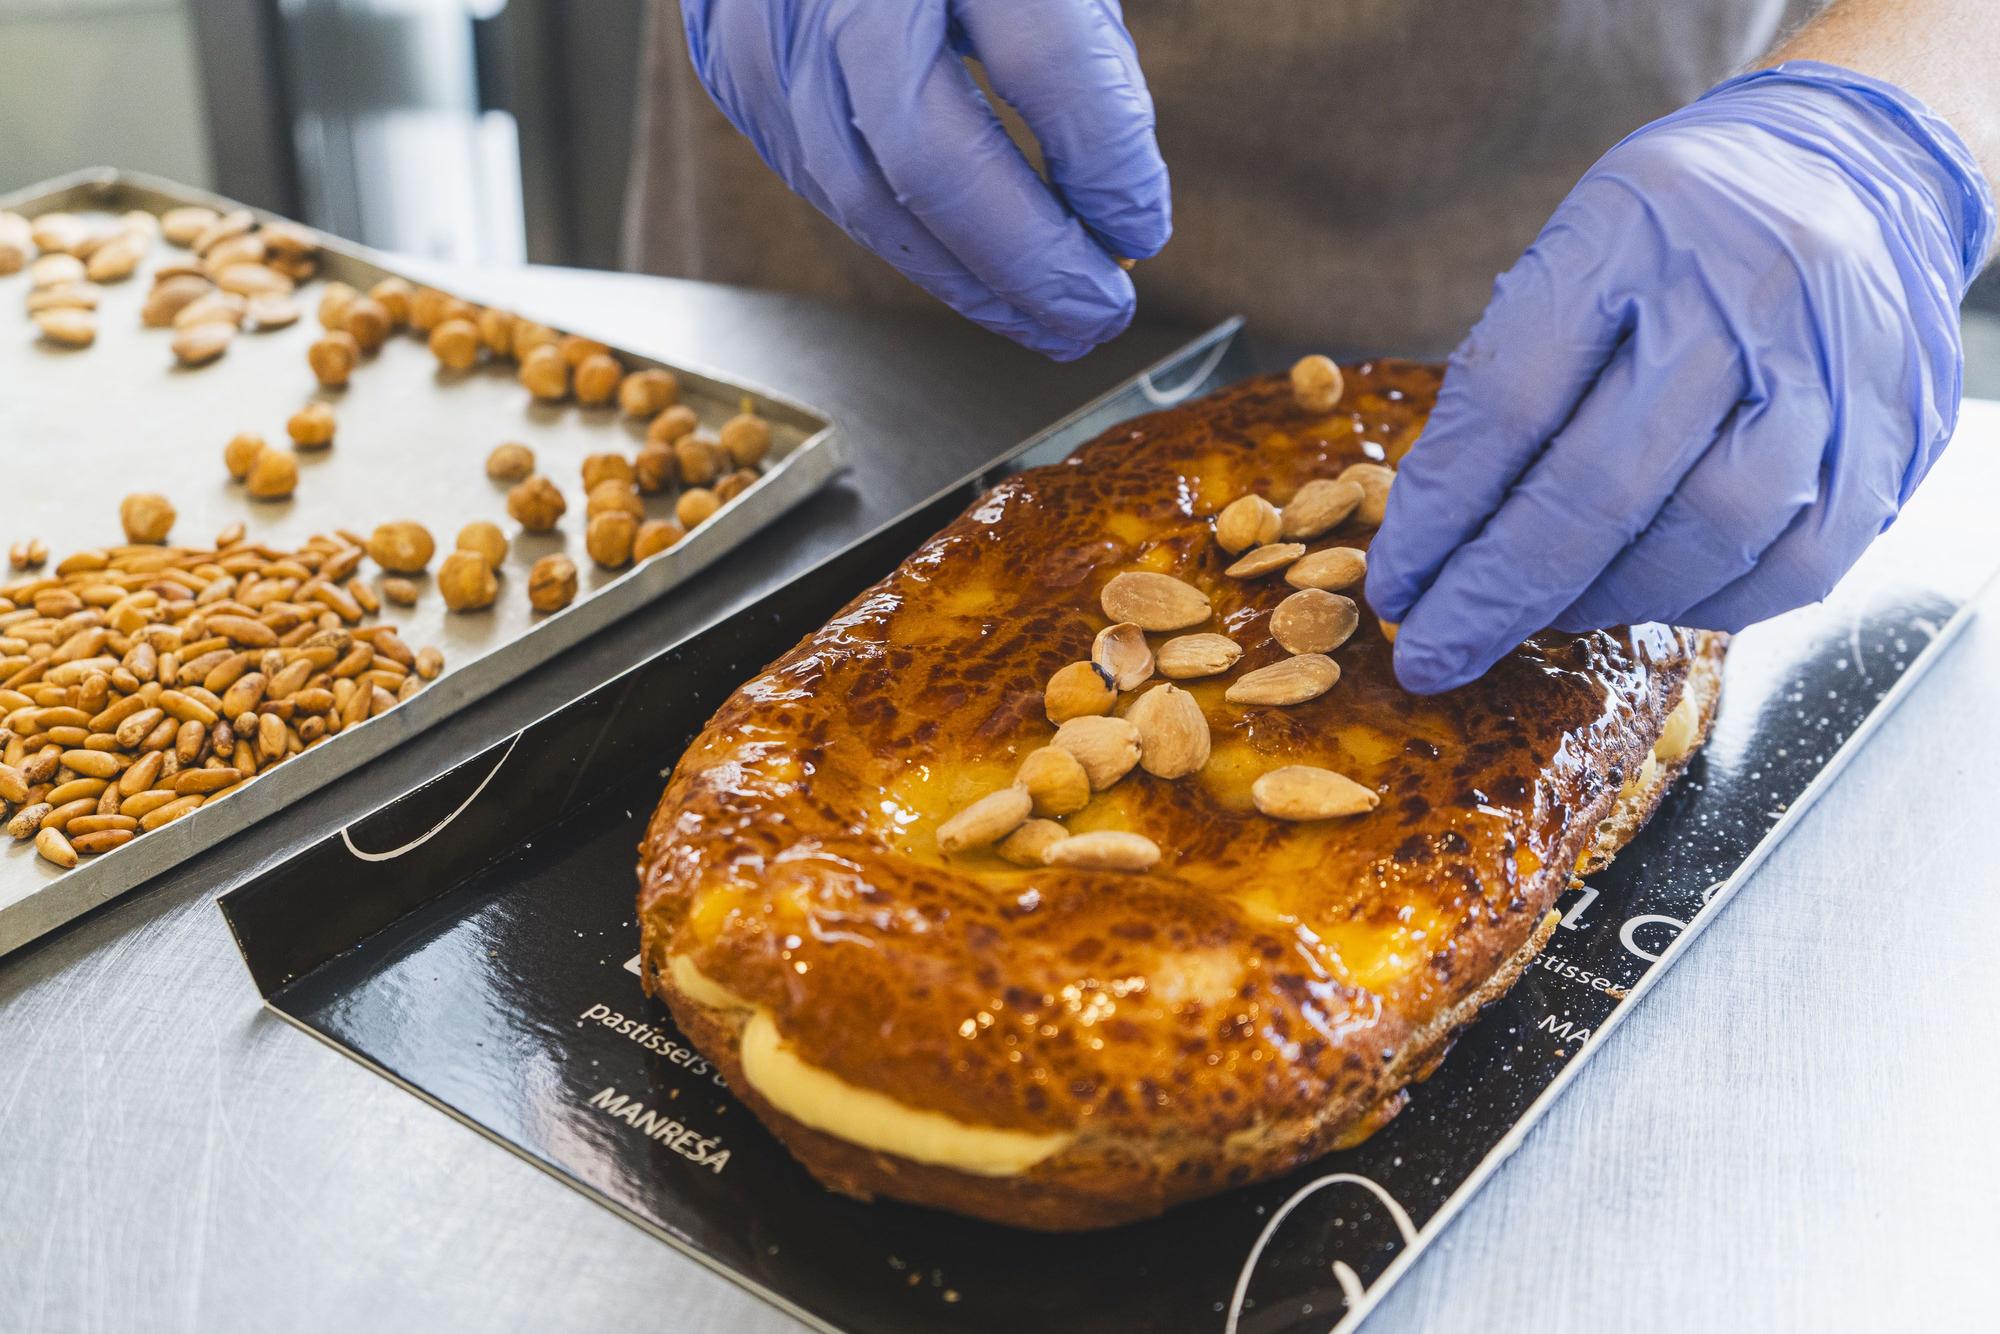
[1367,62,1995,694]
[681,0,1171,360]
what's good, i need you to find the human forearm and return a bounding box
[1767,0,2000,198]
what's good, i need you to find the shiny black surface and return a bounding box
[221,329,1977,1333]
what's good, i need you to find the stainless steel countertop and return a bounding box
[3,268,1997,1334]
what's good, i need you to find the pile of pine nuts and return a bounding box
[1,530,444,869]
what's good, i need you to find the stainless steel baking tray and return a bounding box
[0,167,846,955]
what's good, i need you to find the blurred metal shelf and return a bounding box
[190,0,642,270]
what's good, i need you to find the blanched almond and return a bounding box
[1225,653,1340,706]
[936,786,1031,854]
[143,274,213,327]
[1043,830,1160,872]
[1280,478,1365,540]
[1214,495,1280,554]
[1290,354,1344,413]
[216,262,292,298]
[30,253,85,287]
[1045,660,1116,723]
[1270,590,1360,655]
[1126,682,1210,779]
[27,283,101,312]
[172,321,234,366]
[1251,765,1379,820]
[1017,746,1091,817]
[1155,633,1243,680]
[246,293,301,330]
[161,207,219,247]
[1285,546,1367,591]
[1337,463,1395,526]
[1092,622,1153,691]
[996,818,1069,867]
[31,214,89,257]
[84,231,146,282]
[1052,715,1141,790]
[1100,571,1209,632]
[34,308,95,347]
[192,209,253,255]
[1224,543,1304,579]
[174,290,247,329]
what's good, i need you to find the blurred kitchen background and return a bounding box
[0,0,638,270]
[6,0,2000,384]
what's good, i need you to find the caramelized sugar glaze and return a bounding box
[639,362,1721,1228]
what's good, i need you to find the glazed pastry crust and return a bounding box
[637,362,1725,1230]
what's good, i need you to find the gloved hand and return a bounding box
[680,0,1171,360]
[1367,61,1995,694]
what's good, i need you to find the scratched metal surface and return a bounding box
[0,265,1996,1333]
[0,170,843,956]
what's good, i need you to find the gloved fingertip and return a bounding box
[1090,195,1173,264]
[1391,633,1471,696]
[1043,290,1135,353]
[1038,337,1098,364]
[1549,592,1613,635]
[1362,556,1417,626]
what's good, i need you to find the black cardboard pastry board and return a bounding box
[220,323,1996,1334]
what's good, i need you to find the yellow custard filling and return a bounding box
[671,955,1073,1177]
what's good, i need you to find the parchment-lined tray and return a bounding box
[219,325,1997,1333]
[0,167,845,954]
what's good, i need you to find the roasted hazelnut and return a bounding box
[486,442,534,482]
[585,510,638,567]
[585,479,644,520]
[367,277,413,326]
[1290,354,1344,414]
[1045,661,1116,723]
[308,332,359,388]
[719,413,772,468]
[478,307,514,357]
[429,318,481,371]
[511,318,558,360]
[581,452,635,491]
[343,296,392,353]
[573,352,622,406]
[456,520,508,569]
[714,468,758,504]
[224,432,267,481]
[120,493,176,544]
[408,287,451,333]
[507,474,567,531]
[287,402,336,449]
[619,368,678,417]
[1017,746,1091,817]
[646,404,699,447]
[633,518,684,560]
[245,448,299,500]
[367,521,436,574]
[673,435,722,487]
[675,487,719,529]
[317,281,358,331]
[437,549,498,612]
[634,445,676,493]
[528,553,578,613]
[648,408,704,454]
[519,344,568,400]
[559,334,609,367]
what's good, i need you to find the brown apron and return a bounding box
[625,1,1821,356]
